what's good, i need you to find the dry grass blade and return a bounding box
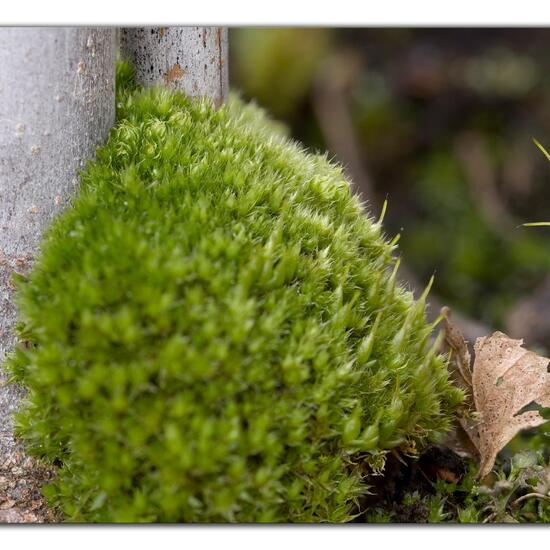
[533,138,550,163]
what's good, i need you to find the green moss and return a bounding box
[8,64,461,522]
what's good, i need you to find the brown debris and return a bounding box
[435,467,460,484]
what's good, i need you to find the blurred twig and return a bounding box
[313,51,375,201]
[454,132,518,235]
[506,274,550,350]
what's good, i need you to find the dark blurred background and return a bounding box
[230,28,550,352]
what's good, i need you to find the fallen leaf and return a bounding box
[473,331,550,478]
[442,306,472,393]
[441,308,479,457]
[442,308,550,479]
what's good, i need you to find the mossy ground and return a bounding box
[7,63,461,522]
[362,445,550,523]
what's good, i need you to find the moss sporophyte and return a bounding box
[7,63,462,522]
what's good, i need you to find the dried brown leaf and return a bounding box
[441,307,480,457]
[442,306,472,392]
[442,309,550,479]
[472,332,550,478]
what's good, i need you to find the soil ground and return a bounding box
[0,374,55,523]
[357,445,468,523]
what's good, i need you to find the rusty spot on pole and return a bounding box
[164,63,185,84]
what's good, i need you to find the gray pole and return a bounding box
[0,27,115,523]
[120,27,228,106]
